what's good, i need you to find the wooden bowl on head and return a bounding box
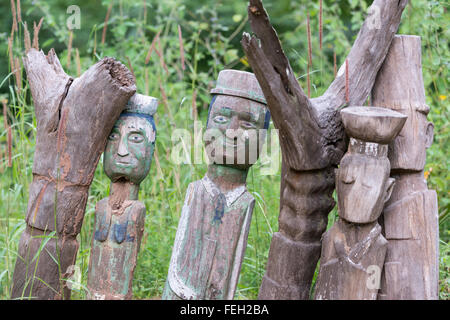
[341,106,407,144]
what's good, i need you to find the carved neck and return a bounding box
[348,138,388,158]
[109,180,140,210]
[206,164,248,193]
[387,171,428,205]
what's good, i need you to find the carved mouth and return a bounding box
[115,159,136,167]
[116,161,131,164]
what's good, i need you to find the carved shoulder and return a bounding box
[95,198,109,216]
[183,181,199,208]
[240,190,255,210]
[129,201,146,227]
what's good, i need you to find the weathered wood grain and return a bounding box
[241,0,408,299]
[372,35,439,300]
[11,48,136,299]
[87,198,146,300]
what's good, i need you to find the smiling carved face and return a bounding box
[204,95,267,170]
[104,115,155,184]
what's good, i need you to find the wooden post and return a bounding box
[372,35,439,300]
[87,94,157,300]
[11,49,136,300]
[163,70,270,300]
[241,0,408,299]
[314,106,406,300]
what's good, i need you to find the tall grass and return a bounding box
[0,0,448,300]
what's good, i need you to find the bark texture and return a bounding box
[11,49,136,299]
[241,0,408,299]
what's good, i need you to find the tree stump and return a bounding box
[241,0,408,299]
[11,49,136,300]
[372,35,439,300]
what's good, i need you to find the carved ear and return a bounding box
[425,122,434,148]
[384,177,395,203]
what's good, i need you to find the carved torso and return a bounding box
[164,176,255,300]
[315,219,387,300]
[87,198,146,300]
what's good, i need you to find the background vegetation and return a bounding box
[0,0,448,299]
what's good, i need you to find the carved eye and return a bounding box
[241,121,256,130]
[128,133,144,143]
[213,115,229,124]
[108,132,119,141]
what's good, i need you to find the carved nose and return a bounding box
[117,138,129,157]
[227,116,240,131]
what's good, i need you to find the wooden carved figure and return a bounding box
[373,35,439,300]
[314,107,406,300]
[163,70,270,300]
[87,94,157,300]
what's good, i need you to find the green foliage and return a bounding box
[0,0,448,300]
[440,240,450,299]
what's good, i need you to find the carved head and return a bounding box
[387,103,434,171]
[104,94,157,185]
[337,107,406,223]
[204,70,270,170]
[337,152,395,223]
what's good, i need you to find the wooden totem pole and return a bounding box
[314,106,406,300]
[87,94,157,300]
[163,70,270,300]
[372,35,439,300]
[11,49,136,299]
[241,0,408,299]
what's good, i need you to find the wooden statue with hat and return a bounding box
[163,70,270,300]
[314,106,407,300]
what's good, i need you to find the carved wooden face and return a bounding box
[336,154,394,223]
[104,115,155,184]
[204,95,267,170]
[389,105,434,171]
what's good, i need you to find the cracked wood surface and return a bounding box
[241,0,408,299]
[11,49,136,300]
